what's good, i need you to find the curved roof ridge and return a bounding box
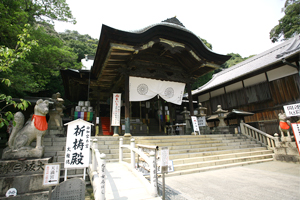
[122,22,216,54]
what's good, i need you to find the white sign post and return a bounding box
[64,119,94,180]
[111,93,121,126]
[43,163,60,186]
[160,147,169,200]
[284,103,300,117]
[291,123,300,155]
[191,116,200,135]
[43,163,60,199]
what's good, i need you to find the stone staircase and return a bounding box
[43,134,274,179]
[134,134,274,177]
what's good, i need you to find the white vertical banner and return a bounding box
[291,123,300,155]
[191,116,200,134]
[161,147,169,173]
[111,93,121,126]
[64,119,93,169]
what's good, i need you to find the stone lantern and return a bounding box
[196,103,210,134]
[214,105,228,127]
[197,103,207,117]
[181,107,192,134]
[213,105,229,134]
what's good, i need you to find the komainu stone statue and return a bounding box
[2,99,49,159]
[278,112,292,142]
[48,92,65,131]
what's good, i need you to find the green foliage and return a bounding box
[192,52,254,90]
[0,1,29,48]
[18,0,76,24]
[220,53,244,69]
[199,37,213,50]
[192,72,213,90]
[0,0,78,128]
[0,26,34,128]
[3,25,82,95]
[59,30,98,62]
[270,0,300,42]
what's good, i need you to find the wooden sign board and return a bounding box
[43,163,60,186]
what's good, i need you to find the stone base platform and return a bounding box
[0,157,53,198]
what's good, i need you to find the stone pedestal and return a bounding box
[181,107,192,134]
[199,126,211,134]
[212,126,230,134]
[274,141,300,163]
[0,157,53,198]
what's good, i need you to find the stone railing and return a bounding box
[89,139,106,200]
[240,121,277,150]
[119,138,158,197]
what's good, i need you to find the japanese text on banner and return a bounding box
[64,120,92,169]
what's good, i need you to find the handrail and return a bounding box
[89,139,106,200]
[119,138,158,197]
[240,121,278,150]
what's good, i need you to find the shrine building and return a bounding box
[60,17,231,136]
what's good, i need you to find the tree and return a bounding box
[0,1,81,97]
[3,25,82,96]
[270,0,300,43]
[59,30,98,62]
[0,25,37,128]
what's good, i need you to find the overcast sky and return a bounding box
[55,0,286,58]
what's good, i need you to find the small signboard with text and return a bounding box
[161,147,169,173]
[64,119,93,169]
[198,116,206,127]
[111,93,121,126]
[43,163,60,186]
[284,103,300,117]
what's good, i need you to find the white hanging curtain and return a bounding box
[129,76,186,105]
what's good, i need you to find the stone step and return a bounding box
[136,139,251,147]
[168,147,268,160]
[173,154,274,171]
[138,140,257,151]
[136,137,252,144]
[134,134,240,140]
[44,146,65,152]
[168,144,262,155]
[165,158,274,177]
[172,150,273,165]
[135,135,245,143]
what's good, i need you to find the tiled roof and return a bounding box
[192,35,300,95]
[161,17,185,27]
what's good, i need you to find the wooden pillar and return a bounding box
[187,83,194,116]
[124,74,131,137]
[161,99,166,133]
